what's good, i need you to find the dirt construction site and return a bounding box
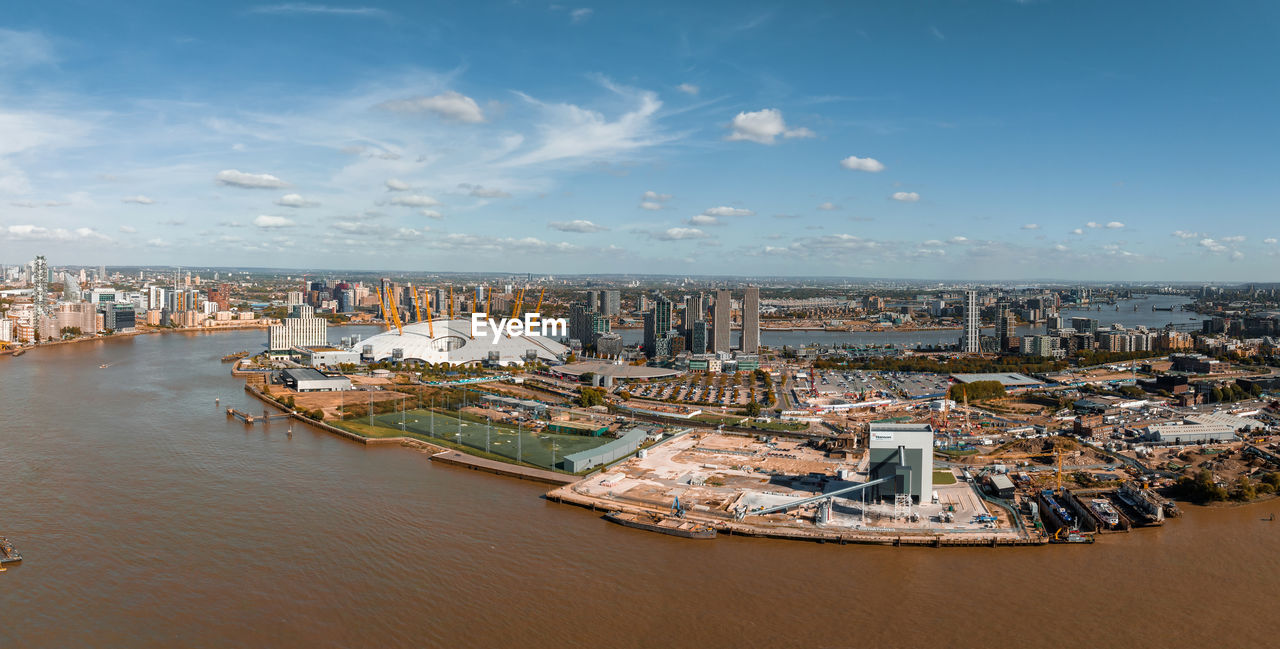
[559,431,1027,542]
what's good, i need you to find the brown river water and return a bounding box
[1,327,1277,649]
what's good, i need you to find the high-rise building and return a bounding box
[32,255,50,318]
[997,301,1017,353]
[687,319,708,354]
[712,289,732,353]
[962,290,979,353]
[685,293,704,327]
[643,294,674,358]
[602,290,621,317]
[741,286,760,353]
[585,290,599,313]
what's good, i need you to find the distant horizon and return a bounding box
[3,1,1278,280]
[3,260,1274,288]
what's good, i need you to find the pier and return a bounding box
[226,407,292,425]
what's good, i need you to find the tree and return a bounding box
[745,401,762,417]
[1210,387,1224,403]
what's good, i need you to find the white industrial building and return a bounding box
[354,318,568,366]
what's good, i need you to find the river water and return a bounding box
[1,324,1275,649]
[616,294,1199,348]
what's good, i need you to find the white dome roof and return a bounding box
[353,318,567,365]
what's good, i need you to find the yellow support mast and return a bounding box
[448,285,455,321]
[534,287,545,314]
[375,287,390,332]
[484,285,492,318]
[506,287,525,338]
[412,286,422,323]
[386,288,404,336]
[424,287,434,338]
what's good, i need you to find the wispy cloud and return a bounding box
[248,4,389,18]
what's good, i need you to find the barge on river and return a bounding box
[604,512,717,539]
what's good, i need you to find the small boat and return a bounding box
[99,363,110,369]
[604,512,717,539]
[0,536,21,565]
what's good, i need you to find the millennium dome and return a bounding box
[353,318,568,366]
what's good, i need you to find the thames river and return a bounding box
[1,323,1276,649]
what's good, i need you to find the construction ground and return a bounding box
[554,431,1029,543]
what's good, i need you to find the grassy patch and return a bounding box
[933,470,958,485]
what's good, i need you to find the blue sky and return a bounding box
[1,1,1278,280]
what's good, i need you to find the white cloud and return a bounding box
[503,79,668,166]
[119,225,137,233]
[725,108,814,144]
[689,214,721,226]
[677,83,699,95]
[1265,238,1278,245]
[253,214,296,229]
[891,192,920,202]
[1106,221,1125,229]
[1053,244,1069,252]
[1220,235,1245,243]
[385,178,411,191]
[459,183,511,198]
[1071,228,1084,235]
[388,194,441,207]
[652,227,708,241]
[121,195,155,205]
[702,206,753,217]
[643,190,671,201]
[275,193,318,207]
[639,201,664,211]
[215,169,288,189]
[839,156,884,172]
[1021,223,1039,230]
[570,8,593,23]
[817,202,839,211]
[1199,238,1227,253]
[1171,230,1199,239]
[949,236,969,244]
[549,219,607,233]
[420,209,444,220]
[249,4,389,18]
[2,224,108,241]
[379,90,486,123]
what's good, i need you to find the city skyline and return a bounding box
[2,1,1279,280]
